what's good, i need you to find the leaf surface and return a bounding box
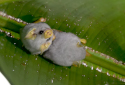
[0,0,125,85]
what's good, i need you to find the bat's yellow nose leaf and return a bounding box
[25,28,36,40]
[44,29,53,39]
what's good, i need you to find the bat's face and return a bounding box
[21,22,54,54]
[25,22,53,40]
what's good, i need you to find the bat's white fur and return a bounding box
[20,23,53,54]
[44,30,86,66]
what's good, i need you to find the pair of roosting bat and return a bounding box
[20,18,86,66]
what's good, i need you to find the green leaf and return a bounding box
[0,0,125,85]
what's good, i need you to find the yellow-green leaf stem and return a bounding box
[85,49,125,76]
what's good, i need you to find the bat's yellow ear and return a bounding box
[25,28,36,40]
[34,17,46,23]
[44,29,53,39]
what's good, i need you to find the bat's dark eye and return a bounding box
[39,30,44,34]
